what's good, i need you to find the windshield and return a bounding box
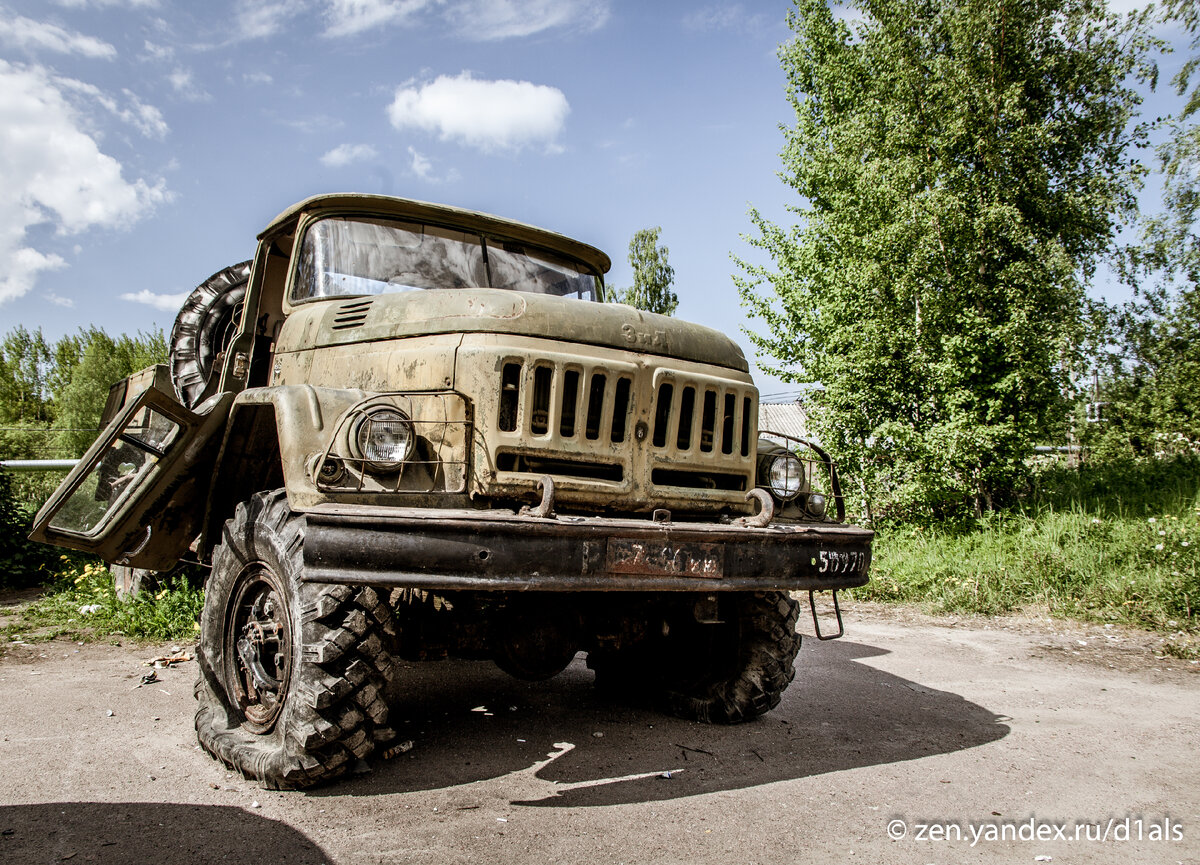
[293,217,599,303]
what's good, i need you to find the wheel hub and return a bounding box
[225,565,292,733]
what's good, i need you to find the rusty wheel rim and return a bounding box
[224,564,293,734]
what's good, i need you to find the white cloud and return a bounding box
[230,0,607,41]
[320,142,378,166]
[243,71,274,85]
[0,15,117,59]
[121,90,168,138]
[322,0,431,37]
[235,0,307,40]
[388,72,569,153]
[405,147,456,184]
[142,40,173,61]
[284,113,345,134]
[120,289,189,310]
[408,146,433,180]
[47,292,75,307]
[682,4,770,34]
[445,0,609,41]
[0,61,169,304]
[56,78,169,138]
[54,0,159,7]
[405,146,459,184]
[168,67,210,101]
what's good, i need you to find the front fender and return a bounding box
[200,386,372,557]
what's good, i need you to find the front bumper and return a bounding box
[301,505,873,592]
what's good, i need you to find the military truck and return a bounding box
[30,194,873,789]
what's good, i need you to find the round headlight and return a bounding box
[355,408,414,472]
[766,452,804,501]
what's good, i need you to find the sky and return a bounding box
[0,0,1191,399]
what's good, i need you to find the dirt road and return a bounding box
[0,604,1196,865]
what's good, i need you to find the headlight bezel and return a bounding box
[353,407,416,473]
[764,451,805,501]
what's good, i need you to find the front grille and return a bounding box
[651,380,754,458]
[492,356,756,498]
[497,451,623,482]
[500,360,632,446]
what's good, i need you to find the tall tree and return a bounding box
[53,328,168,457]
[0,326,54,426]
[1091,0,1200,458]
[609,227,679,316]
[737,0,1155,518]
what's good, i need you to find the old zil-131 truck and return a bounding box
[30,194,873,788]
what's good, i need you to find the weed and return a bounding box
[854,467,1200,633]
[2,557,203,645]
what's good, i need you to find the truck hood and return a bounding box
[276,289,749,373]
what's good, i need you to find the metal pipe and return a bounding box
[0,459,80,472]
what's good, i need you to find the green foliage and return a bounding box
[1084,288,1200,458]
[609,227,679,316]
[52,327,168,457]
[1165,0,1200,119]
[1,560,203,644]
[855,456,1200,632]
[0,325,167,462]
[0,470,62,589]
[738,0,1157,520]
[1093,0,1200,462]
[0,326,54,426]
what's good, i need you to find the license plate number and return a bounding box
[607,538,724,578]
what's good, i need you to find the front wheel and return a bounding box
[195,490,398,789]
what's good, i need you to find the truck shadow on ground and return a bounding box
[0,802,330,865]
[320,639,1009,807]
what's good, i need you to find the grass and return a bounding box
[1,557,203,645]
[4,456,1198,648]
[852,458,1200,638]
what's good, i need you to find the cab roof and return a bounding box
[259,193,612,274]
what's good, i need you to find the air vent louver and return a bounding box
[331,299,373,330]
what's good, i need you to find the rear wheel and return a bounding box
[589,592,801,724]
[659,591,801,723]
[195,490,398,789]
[109,564,152,600]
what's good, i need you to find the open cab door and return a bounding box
[30,367,232,571]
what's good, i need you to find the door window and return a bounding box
[48,407,180,536]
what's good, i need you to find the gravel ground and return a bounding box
[0,601,1196,865]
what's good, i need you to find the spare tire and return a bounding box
[169,261,252,409]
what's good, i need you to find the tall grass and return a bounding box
[2,558,203,644]
[854,455,1200,633]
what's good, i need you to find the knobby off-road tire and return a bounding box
[590,592,801,724]
[169,261,251,409]
[663,591,801,723]
[195,490,399,789]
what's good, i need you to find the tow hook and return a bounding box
[520,475,557,519]
[735,489,775,527]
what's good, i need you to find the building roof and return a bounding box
[758,402,810,440]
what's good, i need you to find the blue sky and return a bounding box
[0,0,1190,398]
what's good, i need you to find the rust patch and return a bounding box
[606,538,724,579]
